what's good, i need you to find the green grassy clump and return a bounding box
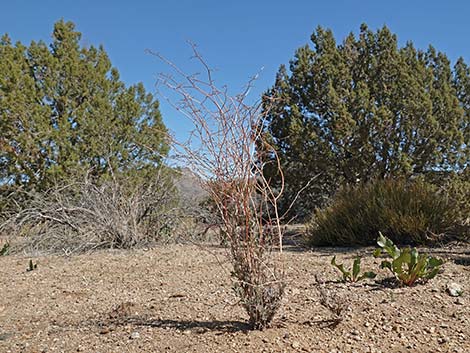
[307,178,458,246]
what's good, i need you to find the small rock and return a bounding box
[437,337,448,344]
[193,327,207,334]
[291,341,301,349]
[291,288,301,296]
[130,331,140,340]
[351,329,360,336]
[446,283,463,297]
[283,332,290,340]
[454,297,464,305]
[99,327,110,335]
[424,327,435,334]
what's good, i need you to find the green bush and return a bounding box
[307,178,458,246]
[440,171,470,228]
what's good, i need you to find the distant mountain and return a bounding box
[174,168,208,206]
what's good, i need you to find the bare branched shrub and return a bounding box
[1,169,178,254]
[313,275,347,328]
[151,44,285,329]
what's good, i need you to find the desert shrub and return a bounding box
[1,169,179,254]
[307,178,458,246]
[313,275,347,328]
[154,45,286,330]
[439,172,470,240]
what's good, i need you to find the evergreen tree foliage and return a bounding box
[0,20,168,191]
[262,24,470,218]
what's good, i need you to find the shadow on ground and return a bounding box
[90,314,252,334]
[122,317,250,333]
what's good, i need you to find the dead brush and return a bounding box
[0,169,179,254]
[151,43,286,329]
[313,275,347,328]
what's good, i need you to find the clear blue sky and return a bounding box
[2,0,470,140]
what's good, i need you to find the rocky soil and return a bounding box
[0,244,468,352]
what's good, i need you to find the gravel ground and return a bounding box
[0,243,468,353]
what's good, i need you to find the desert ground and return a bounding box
[0,243,468,353]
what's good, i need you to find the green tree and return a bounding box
[0,20,168,191]
[262,24,469,218]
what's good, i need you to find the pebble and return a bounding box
[291,341,301,349]
[291,288,301,296]
[446,283,463,297]
[424,327,435,334]
[130,331,140,340]
[99,327,110,335]
[437,337,448,344]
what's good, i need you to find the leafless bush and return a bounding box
[151,44,286,329]
[313,275,347,328]
[1,170,179,254]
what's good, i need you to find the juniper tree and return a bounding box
[0,20,168,191]
[262,24,469,218]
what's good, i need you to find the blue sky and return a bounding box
[2,0,470,140]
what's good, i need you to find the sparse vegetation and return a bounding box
[26,259,37,272]
[331,256,376,283]
[0,17,468,351]
[314,275,347,328]
[374,232,444,286]
[0,242,9,256]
